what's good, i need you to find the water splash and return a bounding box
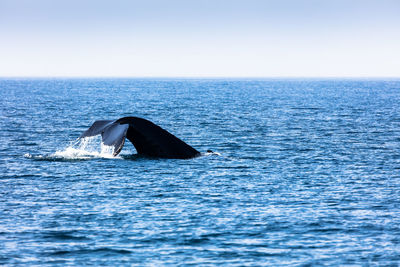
[25,136,119,161]
[203,151,222,157]
[55,136,117,159]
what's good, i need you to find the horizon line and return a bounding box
[1,76,400,80]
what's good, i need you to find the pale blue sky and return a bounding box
[1,0,399,77]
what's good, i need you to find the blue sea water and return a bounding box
[1,78,400,266]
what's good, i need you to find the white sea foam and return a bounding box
[204,151,221,156]
[52,136,118,160]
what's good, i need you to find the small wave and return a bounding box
[48,247,131,256]
[42,230,90,241]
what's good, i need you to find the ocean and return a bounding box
[1,78,400,265]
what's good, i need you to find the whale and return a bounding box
[79,117,200,159]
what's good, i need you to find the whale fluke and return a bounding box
[79,117,200,159]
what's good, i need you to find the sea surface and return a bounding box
[1,78,400,266]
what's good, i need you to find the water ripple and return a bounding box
[1,78,400,265]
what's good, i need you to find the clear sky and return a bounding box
[1,0,399,77]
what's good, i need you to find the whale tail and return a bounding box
[79,117,200,159]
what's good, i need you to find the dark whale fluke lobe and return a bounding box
[79,117,200,159]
